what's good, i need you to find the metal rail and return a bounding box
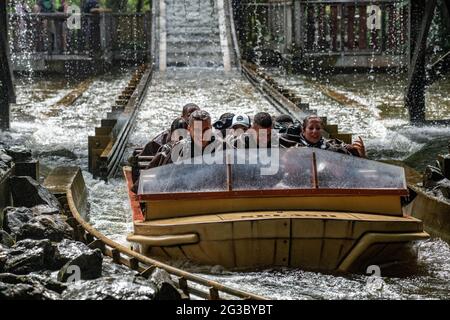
[88,64,153,180]
[64,186,267,301]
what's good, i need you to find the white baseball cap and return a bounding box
[231,114,251,129]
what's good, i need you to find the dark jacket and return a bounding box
[140,129,171,157]
[147,136,221,169]
[296,134,359,156]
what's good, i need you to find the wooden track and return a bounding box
[88,64,153,180]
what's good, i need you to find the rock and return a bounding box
[38,148,78,160]
[61,276,157,300]
[0,273,61,300]
[16,214,74,242]
[0,153,13,166]
[10,176,61,210]
[0,245,8,272]
[0,273,66,295]
[423,165,445,188]
[4,239,55,274]
[57,248,103,282]
[101,257,139,278]
[3,207,35,235]
[0,230,15,248]
[5,146,32,162]
[0,283,60,300]
[150,268,182,300]
[54,239,100,269]
[0,161,9,171]
[438,179,450,199]
[32,204,60,216]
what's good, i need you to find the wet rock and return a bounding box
[0,274,61,300]
[0,153,13,166]
[101,257,139,278]
[0,283,59,300]
[0,160,9,172]
[5,146,32,162]
[10,176,61,210]
[437,179,450,199]
[0,245,8,272]
[39,148,77,160]
[3,207,35,235]
[57,248,103,282]
[54,239,100,269]
[150,268,182,300]
[0,273,66,295]
[4,239,55,274]
[16,215,74,242]
[423,165,445,188]
[32,204,60,216]
[0,230,15,248]
[61,276,157,300]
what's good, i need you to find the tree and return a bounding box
[136,0,143,12]
[105,0,127,12]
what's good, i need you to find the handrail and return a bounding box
[65,186,267,300]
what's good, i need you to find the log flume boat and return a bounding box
[126,147,429,273]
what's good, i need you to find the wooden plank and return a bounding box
[95,127,113,136]
[100,140,115,159]
[331,5,338,51]
[347,6,355,50]
[318,5,326,50]
[306,5,315,51]
[358,5,367,50]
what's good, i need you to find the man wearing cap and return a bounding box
[231,112,275,149]
[231,114,251,131]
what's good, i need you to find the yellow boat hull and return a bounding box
[128,211,428,273]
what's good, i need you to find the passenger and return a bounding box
[231,114,251,132]
[274,114,303,148]
[224,114,250,147]
[131,117,188,183]
[299,115,366,158]
[139,104,200,157]
[139,117,188,157]
[231,112,273,149]
[147,110,215,169]
[181,103,200,121]
[213,112,235,138]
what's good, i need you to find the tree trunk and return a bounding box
[136,0,144,13]
[106,0,128,12]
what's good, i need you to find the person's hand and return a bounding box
[346,136,366,158]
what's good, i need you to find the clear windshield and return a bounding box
[138,147,406,195]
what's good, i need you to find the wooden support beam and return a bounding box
[405,0,437,124]
[0,0,15,130]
